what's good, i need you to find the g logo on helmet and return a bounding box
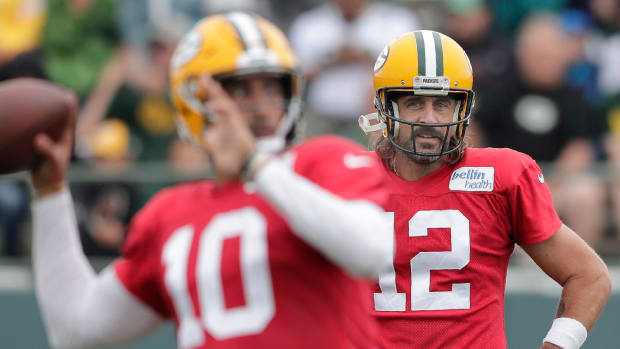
[374,45,389,73]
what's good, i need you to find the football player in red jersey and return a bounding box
[29,13,393,349]
[359,30,610,349]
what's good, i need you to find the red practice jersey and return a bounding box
[114,136,387,349]
[371,147,562,348]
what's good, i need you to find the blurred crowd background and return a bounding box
[1,0,620,260]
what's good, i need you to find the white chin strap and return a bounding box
[358,112,386,135]
[255,97,302,154]
[357,101,400,138]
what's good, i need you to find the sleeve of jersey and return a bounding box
[254,136,392,278]
[295,137,388,206]
[508,158,562,245]
[114,196,168,317]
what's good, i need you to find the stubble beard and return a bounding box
[399,138,441,165]
[405,151,440,165]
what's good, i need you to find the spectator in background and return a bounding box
[582,0,620,100]
[442,0,512,94]
[558,9,601,105]
[587,0,620,36]
[441,0,512,147]
[604,110,620,246]
[488,0,569,35]
[0,0,47,81]
[72,119,140,256]
[557,1,620,247]
[42,0,118,98]
[475,13,607,248]
[76,0,206,165]
[115,0,201,97]
[289,0,418,144]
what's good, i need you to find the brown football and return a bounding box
[0,78,77,174]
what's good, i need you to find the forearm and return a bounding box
[33,189,97,325]
[522,225,611,349]
[543,255,610,349]
[254,159,393,278]
[32,189,162,348]
[555,263,611,331]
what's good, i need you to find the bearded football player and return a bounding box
[359,30,610,349]
[30,13,393,349]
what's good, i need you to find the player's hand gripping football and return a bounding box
[30,117,73,199]
[200,75,255,185]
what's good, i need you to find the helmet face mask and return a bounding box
[219,73,289,113]
[377,88,473,158]
[364,30,475,160]
[169,12,303,153]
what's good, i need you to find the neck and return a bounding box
[392,151,446,181]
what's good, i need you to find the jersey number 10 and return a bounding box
[162,208,275,348]
[374,209,471,312]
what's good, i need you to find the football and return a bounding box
[0,78,77,174]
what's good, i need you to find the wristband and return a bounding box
[543,317,587,349]
[240,150,271,181]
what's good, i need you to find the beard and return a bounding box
[405,149,441,164]
[396,125,445,164]
[403,142,441,164]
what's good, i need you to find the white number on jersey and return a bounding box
[374,209,471,311]
[162,208,275,348]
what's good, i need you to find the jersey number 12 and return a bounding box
[374,209,471,311]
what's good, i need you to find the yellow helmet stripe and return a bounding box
[226,12,266,51]
[414,30,445,77]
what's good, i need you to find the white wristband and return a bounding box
[543,317,588,349]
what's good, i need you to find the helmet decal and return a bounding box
[414,30,444,77]
[226,12,266,51]
[171,29,202,70]
[374,45,389,73]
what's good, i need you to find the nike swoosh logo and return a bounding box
[343,153,372,169]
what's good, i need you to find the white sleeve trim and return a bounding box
[32,189,164,349]
[253,159,393,278]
